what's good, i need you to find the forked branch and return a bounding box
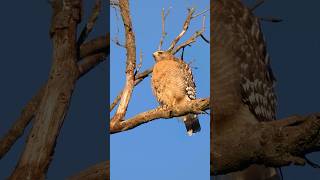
[78,0,102,45]
[171,15,206,54]
[163,7,208,55]
[212,113,320,175]
[0,34,110,160]
[167,8,195,52]
[110,0,136,129]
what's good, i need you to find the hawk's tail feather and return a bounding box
[183,114,201,136]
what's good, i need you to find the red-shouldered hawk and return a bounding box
[212,0,279,179]
[152,50,201,136]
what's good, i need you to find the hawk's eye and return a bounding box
[158,52,163,54]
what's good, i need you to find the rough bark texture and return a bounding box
[80,36,108,58]
[111,98,209,134]
[110,0,137,129]
[9,1,82,179]
[0,0,109,179]
[211,0,320,177]
[0,35,108,161]
[212,114,320,175]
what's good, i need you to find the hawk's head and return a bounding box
[152,51,174,62]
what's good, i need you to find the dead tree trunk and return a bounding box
[9,1,82,179]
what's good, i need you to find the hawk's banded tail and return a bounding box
[183,114,201,136]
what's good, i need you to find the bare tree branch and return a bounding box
[171,15,206,55]
[0,33,109,160]
[158,7,171,50]
[250,0,266,11]
[111,98,209,134]
[80,35,109,59]
[192,8,209,19]
[167,8,195,52]
[77,0,102,45]
[111,3,125,48]
[10,1,82,178]
[259,16,283,23]
[0,0,109,178]
[110,68,152,112]
[111,37,126,48]
[78,53,107,77]
[110,0,136,129]
[212,113,320,175]
[0,87,44,159]
[68,161,109,180]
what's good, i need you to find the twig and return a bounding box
[158,7,171,50]
[200,34,210,43]
[259,17,283,23]
[167,8,195,52]
[192,8,209,19]
[110,0,136,129]
[111,2,124,48]
[171,15,206,55]
[305,156,320,168]
[77,0,102,45]
[250,0,266,11]
[68,161,109,180]
[111,37,125,48]
[181,46,185,60]
[134,50,143,76]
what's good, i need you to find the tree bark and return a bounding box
[9,0,82,179]
[211,114,320,175]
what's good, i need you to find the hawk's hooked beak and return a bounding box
[152,52,157,58]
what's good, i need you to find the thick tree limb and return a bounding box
[78,53,107,77]
[211,113,320,175]
[80,35,109,59]
[0,34,109,161]
[9,1,82,179]
[111,98,209,134]
[110,0,136,128]
[0,0,108,179]
[68,161,109,180]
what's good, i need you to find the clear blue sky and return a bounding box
[110,1,210,180]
